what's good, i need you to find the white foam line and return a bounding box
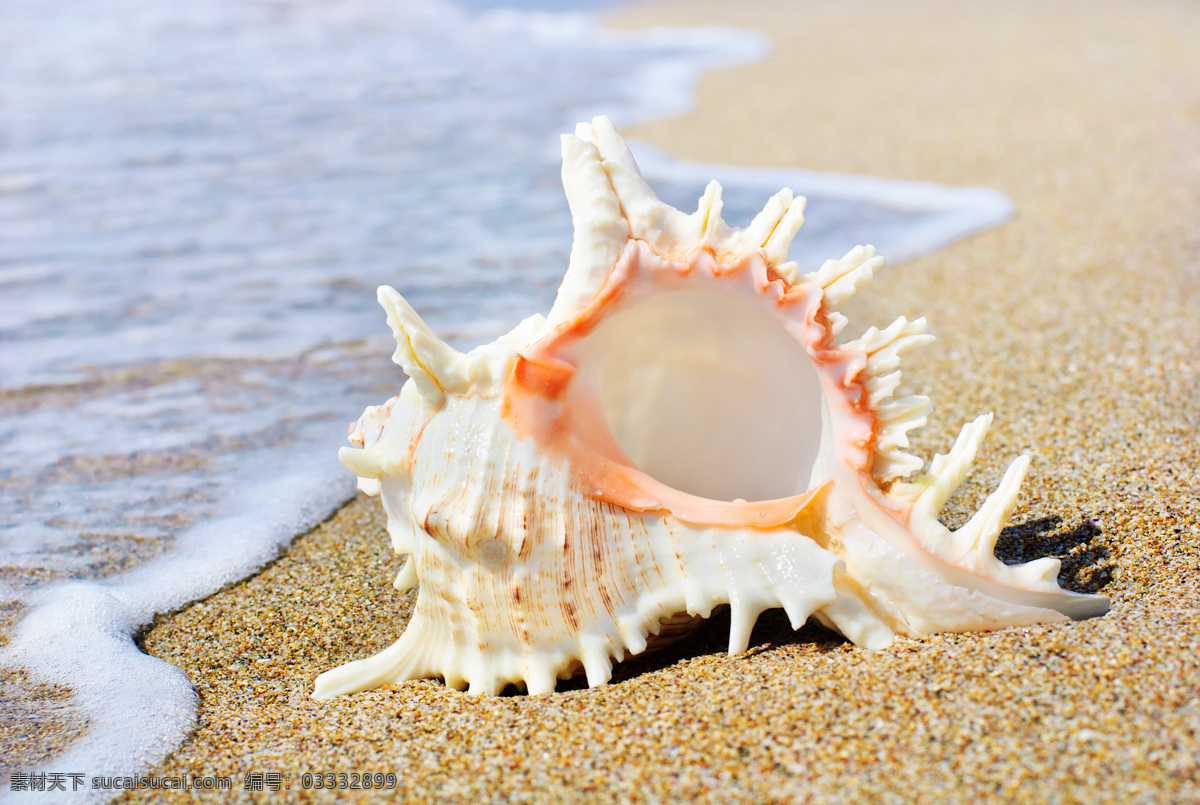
[525,21,770,159]
[2,449,355,804]
[597,26,771,127]
[630,142,1014,262]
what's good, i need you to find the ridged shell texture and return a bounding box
[314,117,1107,699]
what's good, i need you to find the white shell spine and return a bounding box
[314,116,1108,699]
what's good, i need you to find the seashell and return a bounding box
[314,117,1108,698]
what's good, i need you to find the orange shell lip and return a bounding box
[502,239,873,528]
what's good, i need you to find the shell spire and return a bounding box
[316,117,1108,700]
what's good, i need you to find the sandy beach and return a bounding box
[78,0,1200,801]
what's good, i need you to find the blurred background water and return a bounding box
[0,0,1009,783]
[0,0,765,602]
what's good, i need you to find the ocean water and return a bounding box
[0,0,1011,794]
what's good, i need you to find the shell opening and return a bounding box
[576,288,832,503]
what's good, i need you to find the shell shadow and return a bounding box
[542,607,847,695]
[993,515,1114,595]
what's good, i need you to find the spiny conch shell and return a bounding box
[314,116,1108,699]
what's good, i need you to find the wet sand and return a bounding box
[124,0,1199,801]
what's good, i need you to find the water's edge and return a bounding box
[0,4,1013,801]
